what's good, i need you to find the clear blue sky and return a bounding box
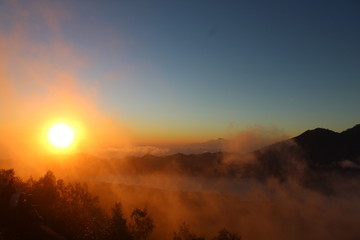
[1,0,360,143]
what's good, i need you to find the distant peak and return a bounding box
[314,128,336,133]
[342,124,360,133]
[301,127,336,135]
[297,124,360,138]
[341,124,360,136]
[295,127,338,141]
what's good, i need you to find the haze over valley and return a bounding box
[1,0,360,239]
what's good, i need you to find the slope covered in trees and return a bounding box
[0,169,240,240]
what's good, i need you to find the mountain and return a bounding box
[66,124,360,192]
[294,124,360,167]
[245,124,360,189]
[119,125,360,180]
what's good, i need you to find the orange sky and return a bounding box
[1,0,358,162]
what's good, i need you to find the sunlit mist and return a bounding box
[48,123,75,149]
[0,1,359,240]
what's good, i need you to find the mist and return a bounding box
[59,136,359,240]
[86,162,360,240]
[1,1,359,240]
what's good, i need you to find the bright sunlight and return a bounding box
[48,123,75,148]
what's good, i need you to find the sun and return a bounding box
[48,123,75,148]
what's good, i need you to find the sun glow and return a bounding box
[48,123,75,148]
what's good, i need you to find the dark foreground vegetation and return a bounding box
[0,169,241,240]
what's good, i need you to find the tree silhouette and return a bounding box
[128,208,154,240]
[173,222,204,240]
[213,229,241,240]
[107,202,133,240]
[0,168,245,240]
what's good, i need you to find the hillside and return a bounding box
[294,124,360,166]
[102,124,360,187]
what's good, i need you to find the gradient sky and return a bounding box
[1,0,360,144]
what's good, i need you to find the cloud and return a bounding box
[223,125,288,154]
[339,160,360,169]
[101,145,171,158]
[88,169,360,240]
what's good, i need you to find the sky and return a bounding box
[1,0,360,149]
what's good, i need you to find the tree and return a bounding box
[108,202,133,240]
[213,229,241,240]
[173,222,204,240]
[128,208,154,240]
[27,171,107,240]
[31,171,59,208]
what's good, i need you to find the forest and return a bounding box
[0,168,241,240]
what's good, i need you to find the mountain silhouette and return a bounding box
[247,124,360,187]
[64,124,360,193]
[294,124,360,167]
